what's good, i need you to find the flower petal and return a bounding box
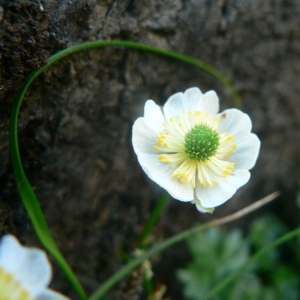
[137,153,194,201]
[182,87,204,111]
[231,132,261,170]
[163,91,185,121]
[218,108,252,135]
[37,289,71,300]
[144,100,165,134]
[164,88,220,122]
[195,169,250,208]
[0,235,51,298]
[0,235,27,275]
[132,118,159,155]
[200,90,219,115]
[132,87,260,213]
[192,198,215,213]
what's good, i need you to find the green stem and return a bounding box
[9,40,240,298]
[9,71,87,299]
[88,222,212,300]
[88,192,279,299]
[89,219,300,300]
[48,40,240,107]
[139,192,169,248]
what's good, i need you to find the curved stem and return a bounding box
[139,192,169,249]
[10,72,87,299]
[9,40,241,298]
[49,40,241,107]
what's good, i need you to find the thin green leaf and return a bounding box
[139,192,169,249]
[9,40,241,299]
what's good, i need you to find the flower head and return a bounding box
[132,87,260,213]
[0,234,70,300]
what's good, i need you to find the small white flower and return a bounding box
[132,87,260,213]
[0,234,70,300]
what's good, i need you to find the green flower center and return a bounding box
[184,124,220,161]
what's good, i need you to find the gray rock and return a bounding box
[0,0,299,298]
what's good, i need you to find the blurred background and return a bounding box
[0,0,299,299]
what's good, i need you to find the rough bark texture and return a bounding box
[1,0,300,299]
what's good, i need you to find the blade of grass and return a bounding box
[9,70,87,300]
[9,40,241,298]
[138,192,169,296]
[47,40,241,107]
[139,192,169,249]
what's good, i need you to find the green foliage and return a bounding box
[177,214,300,300]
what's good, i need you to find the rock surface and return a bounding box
[1,0,300,298]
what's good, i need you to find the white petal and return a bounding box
[0,235,27,275]
[195,169,250,208]
[200,90,219,115]
[164,88,220,122]
[15,249,51,297]
[231,132,261,170]
[137,153,194,201]
[218,108,252,135]
[182,87,204,111]
[144,100,165,134]
[163,91,185,121]
[192,198,214,213]
[132,118,159,155]
[183,88,219,114]
[0,235,51,298]
[37,289,71,300]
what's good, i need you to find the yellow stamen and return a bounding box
[154,108,238,189]
[0,267,32,300]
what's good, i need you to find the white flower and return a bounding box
[0,234,70,300]
[132,87,260,213]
